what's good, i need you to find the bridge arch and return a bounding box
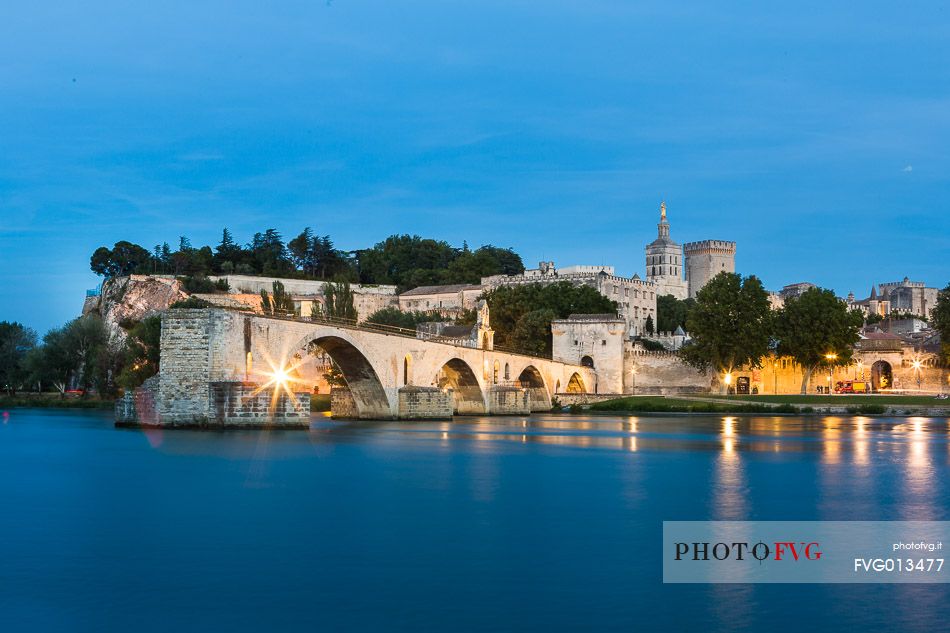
[566,372,587,393]
[304,335,392,418]
[517,365,552,411]
[435,358,487,415]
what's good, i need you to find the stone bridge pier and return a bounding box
[133,309,597,427]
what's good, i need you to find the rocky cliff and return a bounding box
[84,275,190,338]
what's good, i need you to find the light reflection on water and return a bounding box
[0,409,949,633]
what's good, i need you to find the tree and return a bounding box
[90,241,153,277]
[480,282,618,355]
[117,315,162,391]
[366,308,438,329]
[645,314,655,336]
[324,280,357,320]
[25,317,114,395]
[356,234,524,289]
[656,294,694,333]
[509,309,558,356]
[259,281,295,316]
[248,229,290,275]
[23,327,73,394]
[928,283,950,362]
[0,322,37,394]
[680,272,772,388]
[62,316,112,393]
[774,287,864,394]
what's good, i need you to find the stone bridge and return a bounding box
[140,309,597,426]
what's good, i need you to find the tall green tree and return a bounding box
[366,308,439,329]
[259,281,295,315]
[213,228,243,272]
[656,294,695,333]
[248,229,290,275]
[929,283,950,362]
[22,327,73,394]
[288,227,316,275]
[323,280,357,320]
[356,235,523,289]
[117,315,162,391]
[90,241,153,277]
[509,308,559,356]
[0,321,37,395]
[62,316,112,393]
[680,272,772,388]
[774,287,864,394]
[481,282,617,355]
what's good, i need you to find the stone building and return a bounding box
[207,274,398,320]
[644,202,688,300]
[684,239,736,298]
[877,278,939,318]
[780,282,817,301]
[551,314,627,394]
[398,283,484,315]
[482,262,657,337]
[766,291,785,310]
[847,278,939,320]
[847,286,891,318]
[552,314,709,395]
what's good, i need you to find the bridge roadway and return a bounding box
[152,308,597,425]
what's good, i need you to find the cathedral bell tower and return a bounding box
[644,201,688,300]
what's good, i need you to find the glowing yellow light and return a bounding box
[825,353,837,361]
[723,372,733,385]
[912,360,922,370]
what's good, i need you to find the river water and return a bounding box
[1,409,948,632]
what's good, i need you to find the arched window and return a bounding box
[581,355,595,369]
[504,363,510,380]
[403,354,412,386]
[493,360,500,384]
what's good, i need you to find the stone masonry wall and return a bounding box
[210,382,310,427]
[490,386,531,414]
[331,387,360,419]
[397,386,453,419]
[159,309,214,423]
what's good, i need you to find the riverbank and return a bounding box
[0,395,114,409]
[579,394,950,416]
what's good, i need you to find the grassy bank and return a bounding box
[705,394,944,406]
[585,396,802,414]
[311,394,331,412]
[0,394,115,409]
[584,396,900,415]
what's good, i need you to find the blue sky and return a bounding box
[2,1,948,334]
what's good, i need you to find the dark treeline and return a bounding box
[0,314,162,397]
[91,230,525,291]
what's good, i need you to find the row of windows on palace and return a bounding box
[647,254,680,265]
[606,284,656,300]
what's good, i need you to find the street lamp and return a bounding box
[825,353,837,394]
[912,359,923,391]
[723,371,732,395]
